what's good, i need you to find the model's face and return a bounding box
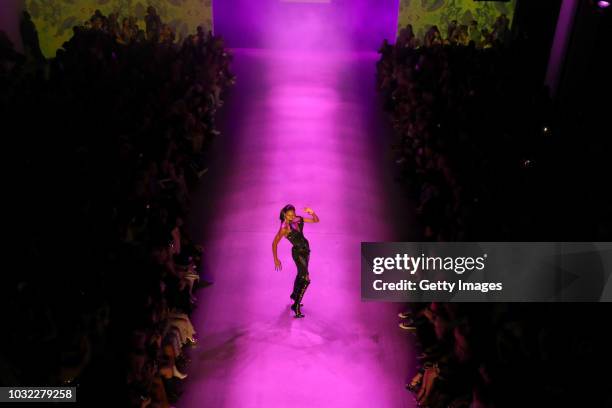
[285,209,296,222]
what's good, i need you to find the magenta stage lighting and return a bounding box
[596,0,610,8]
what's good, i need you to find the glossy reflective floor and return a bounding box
[181,49,417,408]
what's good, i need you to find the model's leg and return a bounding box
[290,248,302,303]
[297,251,311,301]
[290,249,305,315]
[292,250,311,318]
[290,271,300,301]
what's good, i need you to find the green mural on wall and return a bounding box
[26,0,213,57]
[397,0,516,40]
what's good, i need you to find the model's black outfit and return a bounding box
[286,216,310,317]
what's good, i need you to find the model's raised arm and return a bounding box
[302,207,319,223]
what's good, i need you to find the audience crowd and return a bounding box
[398,302,612,407]
[382,15,612,408]
[377,16,553,241]
[2,8,233,406]
[395,14,511,51]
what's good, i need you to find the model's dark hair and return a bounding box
[279,204,295,223]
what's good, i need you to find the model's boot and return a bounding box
[292,279,310,318]
[289,292,303,306]
[290,272,303,305]
[290,288,303,316]
[290,301,303,318]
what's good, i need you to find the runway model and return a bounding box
[272,205,320,318]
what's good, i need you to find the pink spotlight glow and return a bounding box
[180,48,418,407]
[212,0,399,50]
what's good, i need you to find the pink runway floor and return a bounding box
[181,49,418,407]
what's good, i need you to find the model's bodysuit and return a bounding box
[284,216,311,306]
